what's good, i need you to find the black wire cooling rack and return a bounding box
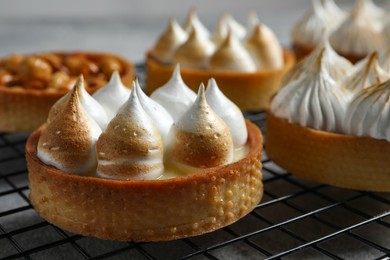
[0,65,389,260]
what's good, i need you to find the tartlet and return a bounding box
[26,76,263,241]
[266,42,390,192]
[291,0,385,63]
[0,52,134,132]
[146,10,295,111]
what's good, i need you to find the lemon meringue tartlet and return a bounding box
[146,10,295,111]
[292,0,385,63]
[26,76,263,241]
[266,44,390,192]
[0,51,134,132]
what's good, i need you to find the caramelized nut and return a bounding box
[0,70,13,85]
[2,54,24,74]
[99,57,122,78]
[47,71,71,90]
[19,57,53,82]
[65,56,99,77]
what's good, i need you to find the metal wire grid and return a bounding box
[0,111,389,260]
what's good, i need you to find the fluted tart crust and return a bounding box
[145,50,295,111]
[266,111,390,192]
[26,120,263,242]
[0,52,134,133]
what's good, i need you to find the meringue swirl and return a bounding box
[271,49,347,133]
[344,79,390,141]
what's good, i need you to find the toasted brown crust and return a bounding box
[0,52,134,133]
[145,50,295,111]
[26,120,263,241]
[266,111,390,191]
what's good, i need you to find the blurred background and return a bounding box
[0,0,388,63]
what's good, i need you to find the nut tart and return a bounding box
[26,77,263,241]
[0,51,134,132]
[146,10,295,111]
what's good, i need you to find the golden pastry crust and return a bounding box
[26,120,263,242]
[145,50,295,111]
[0,52,134,133]
[266,111,390,192]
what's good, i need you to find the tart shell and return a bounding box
[266,111,390,192]
[26,120,263,242]
[145,50,295,111]
[0,52,134,133]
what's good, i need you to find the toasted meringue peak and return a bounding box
[150,18,188,64]
[208,31,256,72]
[342,53,390,95]
[214,14,246,44]
[92,71,130,120]
[150,64,196,121]
[282,36,353,86]
[183,8,210,38]
[344,79,390,141]
[247,12,260,35]
[47,76,108,130]
[172,26,215,69]
[330,0,384,57]
[37,79,102,175]
[135,80,173,145]
[378,44,390,72]
[245,22,284,70]
[205,78,247,148]
[322,0,347,24]
[271,49,347,133]
[96,88,164,180]
[168,84,233,168]
[291,0,330,47]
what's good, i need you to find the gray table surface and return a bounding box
[0,0,389,259]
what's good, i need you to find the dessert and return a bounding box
[146,10,295,111]
[266,42,390,192]
[292,0,385,63]
[27,77,263,241]
[0,52,133,132]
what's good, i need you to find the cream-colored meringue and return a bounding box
[135,80,173,145]
[150,18,188,64]
[322,0,347,26]
[205,78,247,148]
[214,14,246,45]
[378,44,390,72]
[168,84,233,168]
[344,79,390,141]
[92,71,130,121]
[37,77,102,175]
[172,25,215,69]
[342,53,390,95]
[208,31,256,72]
[47,75,108,130]
[150,64,196,121]
[246,12,260,36]
[282,36,353,86]
[291,0,330,47]
[271,49,347,133]
[183,8,210,38]
[246,22,284,70]
[96,88,164,180]
[330,0,383,57]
